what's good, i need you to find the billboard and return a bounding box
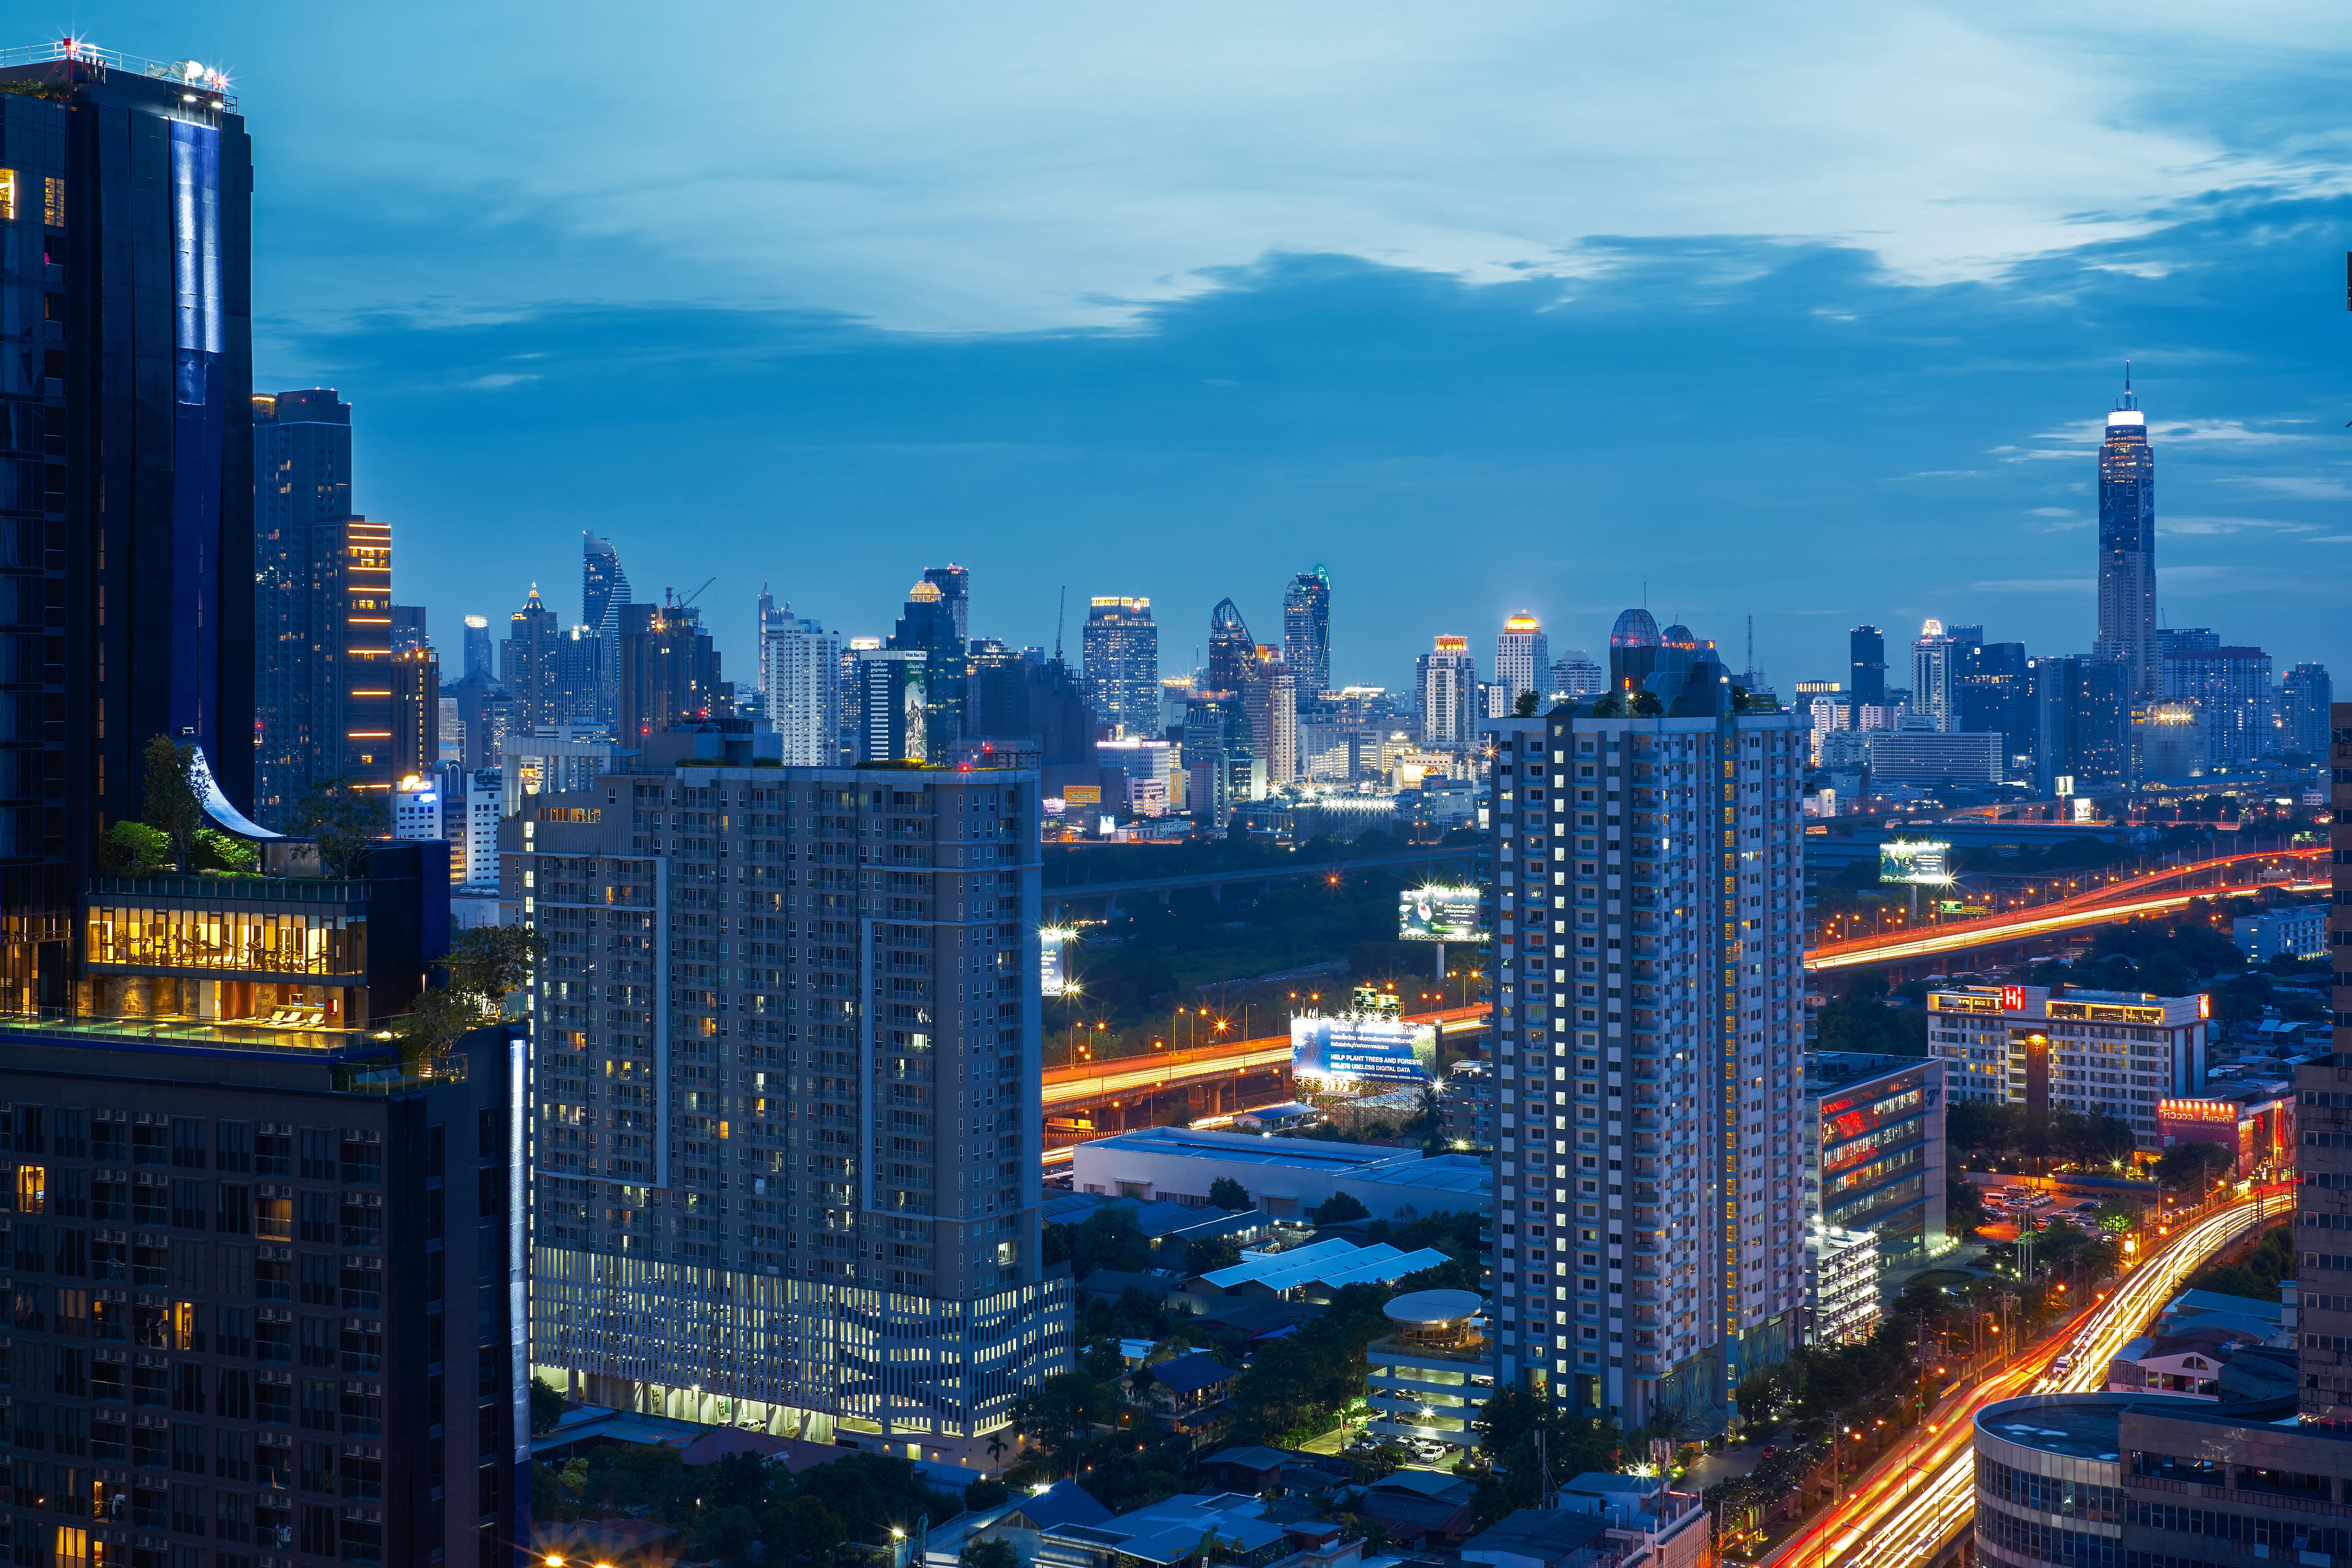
[1400,884,1482,943]
[1879,840,1953,886]
[1063,785,1101,805]
[1292,1014,1438,1087]
[1040,926,1072,998]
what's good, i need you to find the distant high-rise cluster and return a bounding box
[1801,376,2328,796]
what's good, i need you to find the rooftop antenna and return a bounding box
[2121,359,2135,411]
[1054,586,1067,663]
[1747,614,1754,674]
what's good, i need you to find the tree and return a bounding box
[447,924,549,1017]
[1469,1386,1623,1525]
[1209,1176,1251,1211]
[395,986,484,1060]
[1311,1191,1371,1225]
[1514,689,1541,717]
[141,735,205,869]
[2155,1140,2234,1197]
[694,1505,759,1566]
[94,821,173,876]
[960,1540,1019,1568]
[763,1495,847,1568]
[292,775,389,878]
[962,1478,1011,1514]
[193,827,259,873]
[528,1375,567,1434]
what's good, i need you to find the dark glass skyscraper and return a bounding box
[2094,375,2156,696]
[922,562,970,644]
[1079,596,1158,738]
[252,389,351,829]
[889,576,965,749]
[1206,598,1254,694]
[1282,566,1331,700]
[0,46,257,876]
[1847,625,1886,708]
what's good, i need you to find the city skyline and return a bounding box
[57,1,2325,697]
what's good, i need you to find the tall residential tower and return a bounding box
[1486,705,1806,1428]
[252,389,353,829]
[510,740,1070,1465]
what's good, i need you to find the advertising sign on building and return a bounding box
[1040,927,1071,998]
[1291,1014,1438,1087]
[1399,884,1482,943]
[1879,840,1953,886]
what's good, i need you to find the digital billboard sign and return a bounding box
[1291,1014,1437,1087]
[1040,927,1071,998]
[1879,840,1953,886]
[1400,884,1482,943]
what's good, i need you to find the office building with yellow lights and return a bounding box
[1926,984,2207,1148]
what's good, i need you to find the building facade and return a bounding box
[762,607,844,766]
[0,46,261,997]
[1804,1225,1880,1347]
[1864,726,2003,786]
[2162,646,2273,767]
[252,390,352,831]
[2094,382,2158,697]
[1486,707,1806,1430]
[1848,627,1886,711]
[507,744,1071,1465]
[1282,569,1331,702]
[498,588,563,734]
[0,1018,528,1568]
[1416,637,1477,750]
[1080,598,1159,741]
[1926,985,2206,1148]
[2298,700,2352,1421]
[2032,655,2131,794]
[1909,621,1957,731]
[2278,664,2333,758]
[1495,616,1549,713]
[1801,1054,1946,1267]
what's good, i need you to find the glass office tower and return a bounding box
[2094,377,2157,697]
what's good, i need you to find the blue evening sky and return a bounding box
[67,3,2352,695]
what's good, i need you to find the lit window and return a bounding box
[43,176,64,229]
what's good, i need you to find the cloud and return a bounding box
[462,372,541,390]
[2159,514,2317,535]
[1970,578,2093,593]
[2222,475,2352,498]
[229,1,2352,334]
[2029,506,2074,516]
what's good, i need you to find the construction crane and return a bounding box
[664,576,718,609]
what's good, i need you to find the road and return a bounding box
[1805,846,2323,973]
[1759,1186,2288,1568]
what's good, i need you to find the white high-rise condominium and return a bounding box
[763,606,844,765]
[1417,635,1478,748]
[1486,707,1806,1429]
[1496,614,1549,709]
[1911,620,1957,731]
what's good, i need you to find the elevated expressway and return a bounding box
[1806,845,2323,976]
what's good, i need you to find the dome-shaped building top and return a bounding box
[1611,607,1661,648]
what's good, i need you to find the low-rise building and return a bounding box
[1194,1238,1456,1305]
[1974,1393,2352,1568]
[1805,1224,1881,1346]
[2234,903,2327,962]
[1028,1492,1365,1568]
[2157,1086,2295,1177]
[2103,1325,2269,1399]
[1926,985,2208,1147]
[1071,1126,1490,1222]
[1364,1289,1494,1454]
